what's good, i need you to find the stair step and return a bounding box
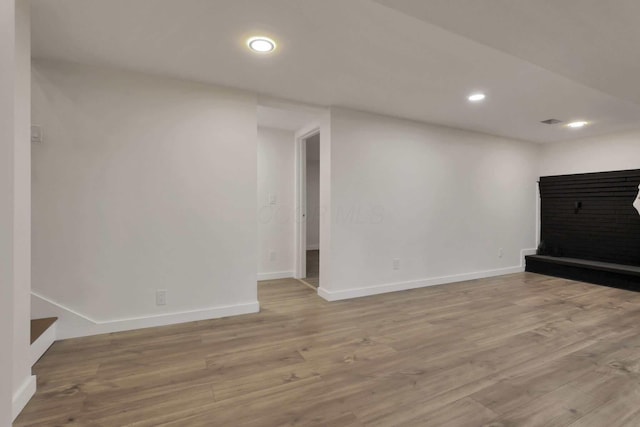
[31,317,57,344]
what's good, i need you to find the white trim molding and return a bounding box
[12,375,36,421]
[521,248,538,267]
[30,320,57,366]
[258,271,295,281]
[318,250,538,302]
[31,291,260,340]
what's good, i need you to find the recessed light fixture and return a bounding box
[468,93,486,102]
[247,36,276,53]
[567,121,588,128]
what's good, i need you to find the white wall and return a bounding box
[320,108,540,300]
[540,130,640,176]
[257,127,295,280]
[31,59,259,339]
[0,0,16,423]
[1,0,34,422]
[305,134,320,250]
[12,0,35,420]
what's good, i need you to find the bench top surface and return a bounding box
[526,255,640,276]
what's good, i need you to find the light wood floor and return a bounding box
[15,273,640,426]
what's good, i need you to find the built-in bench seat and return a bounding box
[526,255,640,292]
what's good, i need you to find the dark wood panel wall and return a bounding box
[539,169,640,266]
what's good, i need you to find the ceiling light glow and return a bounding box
[468,93,486,102]
[248,37,276,53]
[567,121,588,128]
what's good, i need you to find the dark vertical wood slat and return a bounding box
[539,169,640,267]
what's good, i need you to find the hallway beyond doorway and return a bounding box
[304,250,319,288]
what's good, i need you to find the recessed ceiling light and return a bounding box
[247,37,276,53]
[468,93,486,102]
[567,121,588,128]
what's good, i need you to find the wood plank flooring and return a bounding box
[15,273,640,426]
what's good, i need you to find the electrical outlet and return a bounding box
[393,258,400,270]
[269,251,277,262]
[156,290,167,306]
[498,248,504,258]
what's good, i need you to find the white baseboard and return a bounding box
[32,292,260,340]
[306,244,319,251]
[521,248,538,266]
[30,320,57,366]
[12,375,36,421]
[317,250,537,302]
[257,271,294,281]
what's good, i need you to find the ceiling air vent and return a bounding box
[541,119,563,125]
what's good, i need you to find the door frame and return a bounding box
[294,127,320,279]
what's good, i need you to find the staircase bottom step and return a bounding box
[31,317,57,344]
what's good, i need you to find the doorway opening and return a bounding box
[302,133,320,288]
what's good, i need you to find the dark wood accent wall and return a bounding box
[539,169,640,267]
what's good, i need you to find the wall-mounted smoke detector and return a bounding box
[540,119,563,125]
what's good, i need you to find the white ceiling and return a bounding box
[374,0,640,106]
[257,97,326,132]
[31,0,640,143]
